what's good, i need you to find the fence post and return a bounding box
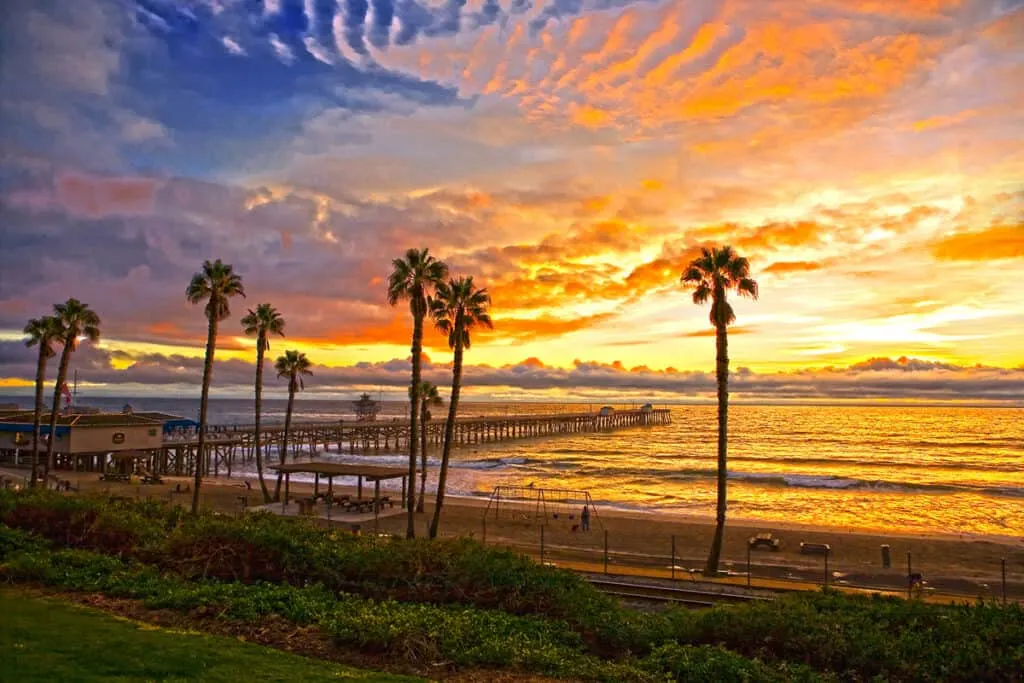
[671,535,676,581]
[824,550,830,591]
[1002,558,1007,605]
[603,529,609,574]
[747,544,751,588]
[907,551,913,599]
[540,525,545,565]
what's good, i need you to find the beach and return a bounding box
[29,469,1024,603]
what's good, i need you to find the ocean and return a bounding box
[5,396,1021,538]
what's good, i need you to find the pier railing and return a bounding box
[155,408,671,478]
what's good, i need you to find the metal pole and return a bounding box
[747,544,751,588]
[824,551,829,591]
[603,529,609,574]
[540,525,545,565]
[671,535,676,581]
[1002,558,1007,605]
[907,551,913,599]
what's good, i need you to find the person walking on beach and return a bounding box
[581,505,590,532]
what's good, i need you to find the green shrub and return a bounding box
[0,545,652,680]
[640,643,827,682]
[5,490,1023,682]
[676,591,1024,681]
[0,524,48,558]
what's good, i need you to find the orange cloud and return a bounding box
[931,224,1024,261]
[912,109,980,132]
[570,104,613,128]
[763,260,825,275]
[483,312,615,341]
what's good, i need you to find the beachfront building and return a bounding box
[0,410,197,473]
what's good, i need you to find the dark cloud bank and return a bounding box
[1,341,1021,403]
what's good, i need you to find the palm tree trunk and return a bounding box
[274,379,296,501]
[192,316,218,514]
[407,311,423,539]
[274,376,294,499]
[417,403,427,513]
[704,319,729,575]
[253,341,271,502]
[29,348,47,488]
[43,342,72,483]
[429,334,463,540]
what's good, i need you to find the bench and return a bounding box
[748,533,781,551]
[100,472,130,482]
[799,542,831,556]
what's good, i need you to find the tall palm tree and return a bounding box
[387,248,448,539]
[44,299,100,481]
[273,350,312,501]
[241,304,285,503]
[23,316,62,487]
[186,259,245,514]
[681,245,758,576]
[410,380,443,513]
[428,276,492,539]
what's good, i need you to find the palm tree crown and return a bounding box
[187,259,246,322]
[415,381,444,415]
[53,298,101,348]
[242,303,285,351]
[275,350,312,391]
[680,246,758,324]
[387,248,449,319]
[24,316,62,358]
[430,276,493,347]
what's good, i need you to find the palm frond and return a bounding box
[737,277,759,299]
[692,283,712,305]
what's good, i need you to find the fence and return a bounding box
[458,517,1023,605]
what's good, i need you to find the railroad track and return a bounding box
[587,578,774,608]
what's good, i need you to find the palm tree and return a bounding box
[680,245,758,576]
[186,259,245,514]
[44,299,100,481]
[23,316,62,487]
[387,248,448,539]
[241,304,285,503]
[410,380,443,513]
[428,276,492,539]
[273,350,312,501]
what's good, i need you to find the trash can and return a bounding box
[881,544,891,569]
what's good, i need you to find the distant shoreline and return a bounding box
[1,394,1022,410]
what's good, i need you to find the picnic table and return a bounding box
[800,542,831,556]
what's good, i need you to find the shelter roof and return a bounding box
[272,461,407,480]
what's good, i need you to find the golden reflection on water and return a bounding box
[446,404,1024,537]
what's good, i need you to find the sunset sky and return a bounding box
[0,0,1022,403]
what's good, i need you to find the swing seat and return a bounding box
[553,512,559,519]
[569,514,575,520]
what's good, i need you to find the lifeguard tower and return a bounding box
[352,393,381,422]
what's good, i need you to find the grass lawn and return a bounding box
[0,589,419,683]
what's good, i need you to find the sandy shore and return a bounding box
[6,468,1022,601]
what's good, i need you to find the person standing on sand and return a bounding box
[581,505,590,532]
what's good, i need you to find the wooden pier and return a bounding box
[154,408,672,478]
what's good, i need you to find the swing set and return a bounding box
[482,485,601,528]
